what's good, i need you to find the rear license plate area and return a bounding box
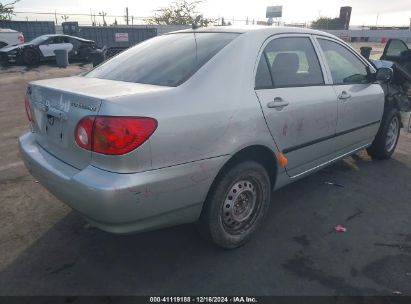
[45,114,64,143]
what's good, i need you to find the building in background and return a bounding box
[339,6,352,30]
[311,6,352,30]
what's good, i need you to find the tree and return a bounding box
[0,0,20,20]
[311,17,345,30]
[148,0,213,27]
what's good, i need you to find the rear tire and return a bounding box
[367,108,401,160]
[198,161,271,249]
[22,49,40,66]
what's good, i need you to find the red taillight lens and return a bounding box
[24,96,32,122]
[18,35,24,43]
[74,116,157,155]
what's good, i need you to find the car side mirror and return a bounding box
[375,67,393,83]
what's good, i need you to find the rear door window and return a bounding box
[86,32,239,87]
[255,54,273,89]
[259,37,324,88]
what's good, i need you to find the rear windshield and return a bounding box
[85,32,240,87]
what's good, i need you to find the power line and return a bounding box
[14,11,149,19]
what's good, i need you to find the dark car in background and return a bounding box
[0,34,96,66]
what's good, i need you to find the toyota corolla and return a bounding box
[19,27,408,248]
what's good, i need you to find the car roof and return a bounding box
[0,28,19,33]
[38,34,93,42]
[169,25,336,39]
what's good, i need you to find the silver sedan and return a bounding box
[19,26,405,248]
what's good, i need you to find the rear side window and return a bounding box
[259,37,324,88]
[318,39,369,84]
[86,32,239,87]
[255,54,273,89]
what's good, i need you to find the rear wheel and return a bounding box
[198,161,271,249]
[22,49,40,66]
[367,108,401,160]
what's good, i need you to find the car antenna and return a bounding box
[192,15,203,29]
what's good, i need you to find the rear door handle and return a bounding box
[338,91,351,100]
[267,97,289,109]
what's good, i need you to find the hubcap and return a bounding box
[222,179,260,234]
[386,116,399,152]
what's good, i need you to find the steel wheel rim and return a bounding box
[386,116,399,152]
[221,178,261,234]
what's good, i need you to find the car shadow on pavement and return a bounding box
[1,152,411,296]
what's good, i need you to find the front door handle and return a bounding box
[267,97,289,109]
[338,91,351,100]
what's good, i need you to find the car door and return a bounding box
[315,37,384,150]
[381,39,410,62]
[254,35,339,177]
[39,36,73,57]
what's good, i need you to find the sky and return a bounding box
[10,0,411,26]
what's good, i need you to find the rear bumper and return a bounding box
[19,131,227,233]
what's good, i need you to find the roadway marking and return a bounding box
[0,161,24,172]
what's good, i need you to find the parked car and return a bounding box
[0,28,24,48]
[19,27,410,248]
[0,34,96,66]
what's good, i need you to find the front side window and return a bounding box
[86,32,240,87]
[318,39,369,85]
[51,37,65,44]
[258,37,324,88]
[30,35,49,45]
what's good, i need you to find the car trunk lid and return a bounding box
[27,76,163,170]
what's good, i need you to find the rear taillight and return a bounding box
[74,116,94,150]
[24,96,32,121]
[75,116,157,155]
[18,34,24,43]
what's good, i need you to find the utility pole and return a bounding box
[90,8,94,25]
[54,10,58,25]
[99,11,107,26]
[125,7,129,25]
[375,13,379,28]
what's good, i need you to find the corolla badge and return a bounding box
[70,102,97,112]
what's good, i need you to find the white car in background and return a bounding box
[0,28,24,48]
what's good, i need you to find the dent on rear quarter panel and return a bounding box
[91,33,277,175]
[145,33,277,170]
